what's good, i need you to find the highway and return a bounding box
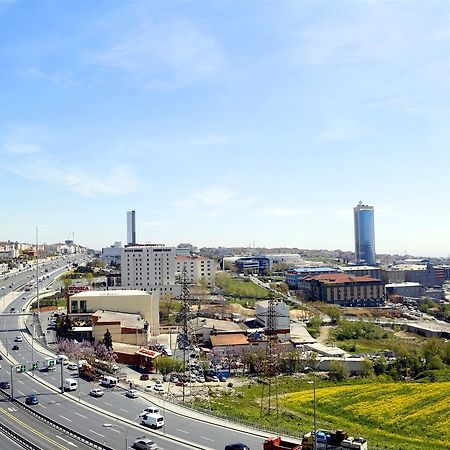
[0,256,268,450]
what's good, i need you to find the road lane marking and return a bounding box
[104,402,113,406]
[40,404,47,409]
[74,412,87,418]
[120,408,128,413]
[89,430,105,438]
[17,380,24,384]
[17,390,24,395]
[60,415,72,422]
[176,429,189,434]
[110,428,121,434]
[56,435,78,447]
[200,436,215,441]
[0,406,69,450]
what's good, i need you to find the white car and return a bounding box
[126,389,139,398]
[14,336,23,342]
[139,407,161,417]
[67,363,78,370]
[89,388,104,397]
[154,384,164,393]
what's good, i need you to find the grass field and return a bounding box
[284,381,450,450]
[216,273,270,299]
[194,377,450,450]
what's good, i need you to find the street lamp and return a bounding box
[306,371,317,450]
[103,423,128,450]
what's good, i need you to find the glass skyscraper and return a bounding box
[354,201,376,266]
[127,210,136,245]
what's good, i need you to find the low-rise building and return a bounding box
[235,256,272,274]
[341,265,381,279]
[255,300,290,338]
[301,273,385,307]
[92,310,150,346]
[68,289,159,336]
[385,282,423,299]
[286,267,339,289]
[101,241,122,266]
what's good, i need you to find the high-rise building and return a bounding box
[354,201,376,266]
[121,244,180,300]
[127,210,136,245]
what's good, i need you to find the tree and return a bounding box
[360,357,374,378]
[156,356,183,375]
[326,306,342,325]
[57,316,74,339]
[103,329,113,351]
[373,355,387,375]
[329,360,350,381]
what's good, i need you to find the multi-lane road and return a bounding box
[0,256,268,450]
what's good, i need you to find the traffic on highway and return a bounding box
[0,255,265,450]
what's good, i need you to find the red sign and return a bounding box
[68,286,90,295]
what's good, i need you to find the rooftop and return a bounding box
[93,310,146,328]
[304,273,381,284]
[210,333,249,347]
[341,265,379,271]
[190,317,243,332]
[385,282,422,288]
[71,290,151,298]
[286,267,338,274]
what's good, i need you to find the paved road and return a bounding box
[0,260,270,450]
[0,395,93,450]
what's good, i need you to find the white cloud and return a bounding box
[90,19,224,89]
[5,158,139,197]
[23,67,78,86]
[3,126,45,154]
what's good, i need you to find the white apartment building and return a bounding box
[121,244,180,299]
[175,255,216,287]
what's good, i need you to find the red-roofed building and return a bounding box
[300,273,385,307]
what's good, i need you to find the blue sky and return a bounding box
[1,1,450,256]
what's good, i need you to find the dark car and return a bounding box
[12,345,19,351]
[0,381,11,389]
[140,374,149,381]
[25,395,39,405]
[0,354,3,360]
[225,445,250,450]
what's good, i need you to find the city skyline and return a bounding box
[2,2,450,256]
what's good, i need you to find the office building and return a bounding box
[354,201,376,266]
[301,273,385,307]
[121,244,180,299]
[175,255,216,287]
[285,267,339,289]
[127,210,136,245]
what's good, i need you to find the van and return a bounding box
[56,355,69,365]
[63,378,78,392]
[141,411,165,429]
[100,376,118,388]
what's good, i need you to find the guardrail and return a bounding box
[0,390,114,450]
[0,421,43,450]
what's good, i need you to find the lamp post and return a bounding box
[103,423,128,450]
[306,369,317,450]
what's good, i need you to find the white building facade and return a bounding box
[175,255,216,287]
[121,244,180,299]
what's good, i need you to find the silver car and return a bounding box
[132,437,158,450]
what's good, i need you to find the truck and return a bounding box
[264,430,368,450]
[43,357,56,371]
[264,437,302,450]
[79,362,101,382]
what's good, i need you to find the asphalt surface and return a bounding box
[0,256,268,450]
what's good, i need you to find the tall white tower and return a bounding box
[127,210,136,245]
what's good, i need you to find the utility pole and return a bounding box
[175,264,192,404]
[10,366,13,399]
[36,226,40,314]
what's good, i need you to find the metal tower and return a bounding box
[260,293,281,418]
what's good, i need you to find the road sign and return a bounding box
[31,362,39,371]
[15,365,26,373]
